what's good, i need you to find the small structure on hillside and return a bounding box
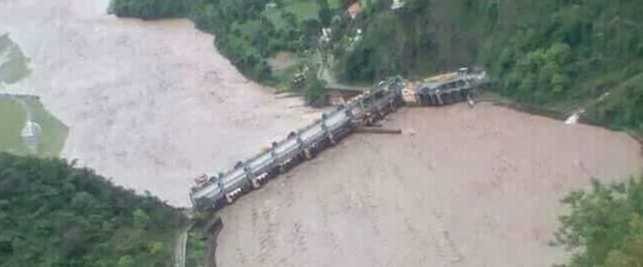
[321,28,332,44]
[347,28,363,50]
[391,0,405,10]
[347,1,362,19]
[21,120,42,153]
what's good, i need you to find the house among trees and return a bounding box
[347,1,362,19]
[391,0,405,10]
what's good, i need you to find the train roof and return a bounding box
[416,78,465,91]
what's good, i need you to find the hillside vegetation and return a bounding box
[109,0,643,133]
[555,177,643,267]
[336,0,643,133]
[0,153,185,267]
[110,0,340,81]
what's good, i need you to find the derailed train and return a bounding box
[190,77,406,210]
[189,69,486,211]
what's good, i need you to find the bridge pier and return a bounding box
[436,92,444,105]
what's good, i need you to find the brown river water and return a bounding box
[217,104,643,267]
[0,0,317,206]
[1,1,642,266]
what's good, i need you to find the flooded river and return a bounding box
[2,0,643,265]
[217,103,643,267]
[0,0,317,206]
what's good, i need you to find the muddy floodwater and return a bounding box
[2,1,643,266]
[217,103,643,267]
[0,0,317,206]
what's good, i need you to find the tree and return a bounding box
[117,255,134,267]
[133,209,151,229]
[304,75,328,106]
[0,153,184,266]
[318,0,332,26]
[554,177,643,267]
[109,0,189,20]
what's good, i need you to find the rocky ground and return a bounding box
[216,103,643,267]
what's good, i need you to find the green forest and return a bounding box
[334,0,643,134]
[0,153,185,267]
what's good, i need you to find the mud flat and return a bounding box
[0,0,318,206]
[216,103,643,267]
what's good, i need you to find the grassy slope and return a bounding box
[0,96,68,157]
[25,97,69,157]
[1,33,67,156]
[0,98,27,154]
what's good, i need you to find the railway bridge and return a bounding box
[189,69,487,210]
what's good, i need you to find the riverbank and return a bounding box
[479,92,643,150]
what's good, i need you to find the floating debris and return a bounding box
[565,109,585,125]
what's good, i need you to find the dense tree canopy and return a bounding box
[337,0,643,133]
[554,177,643,267]
[337,0,434,81]
[109,0,190,19]
[0,153,184,267]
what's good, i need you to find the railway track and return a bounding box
[189,70,486,211]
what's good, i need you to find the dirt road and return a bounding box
[0,0,318,206]
[216,103,643,267]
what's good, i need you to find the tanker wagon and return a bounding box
[189,77,406,210]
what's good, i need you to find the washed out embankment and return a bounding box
[0,0,319,206]
[215,103,643,267]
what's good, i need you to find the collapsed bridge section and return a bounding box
[190,69,487,211]
[403,68,487,106]
[190,77,406,210]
